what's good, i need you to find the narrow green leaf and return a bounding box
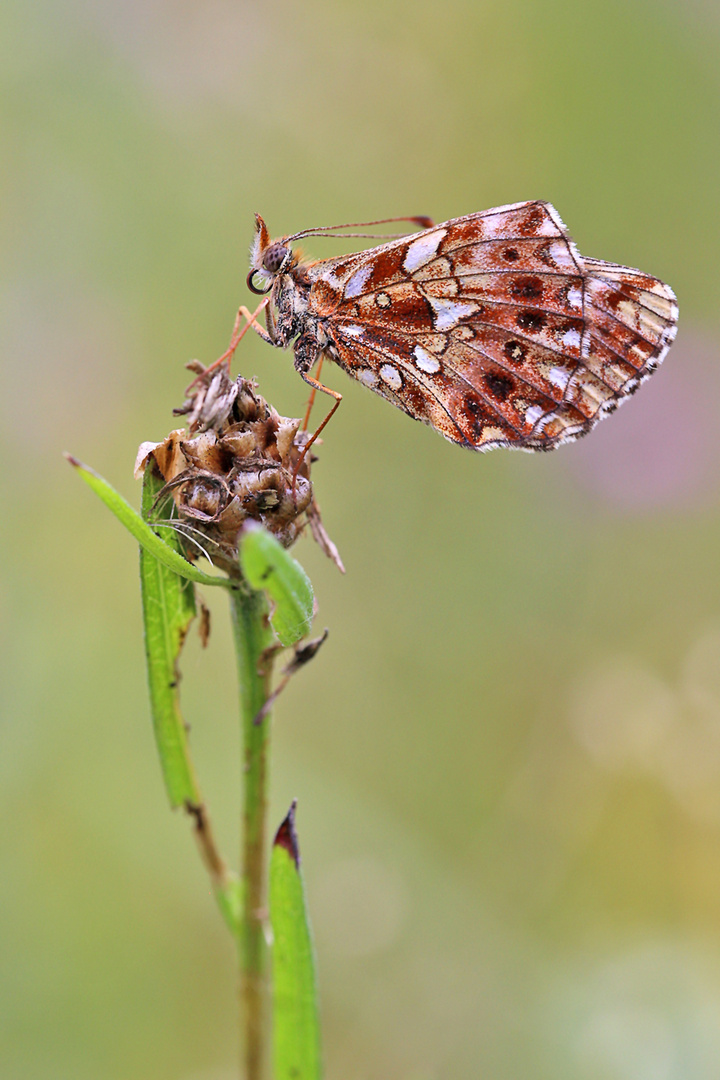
[270,803,322,1080]
[66,454,232,589]
[139,466,201,807]
[239,525,313,646]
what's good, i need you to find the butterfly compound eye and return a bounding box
[262,243,290,273]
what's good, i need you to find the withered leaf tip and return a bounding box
[274,799,300,867]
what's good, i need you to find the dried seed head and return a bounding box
[136,363,343,575]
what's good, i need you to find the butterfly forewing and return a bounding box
[298,201,677,451]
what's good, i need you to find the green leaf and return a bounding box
[66,454,232,589]
[215,875,244,938]
[270,803,322,1080]
[139,466,202,807]
[239,524,313,646]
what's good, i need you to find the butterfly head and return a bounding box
[247,213,298,295]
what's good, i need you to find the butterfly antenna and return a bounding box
[287,215,434,242]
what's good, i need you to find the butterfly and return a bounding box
[242,202,678,453]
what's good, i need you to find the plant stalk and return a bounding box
[230,583,275,1080]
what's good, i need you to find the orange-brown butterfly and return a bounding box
[242,201,678,453]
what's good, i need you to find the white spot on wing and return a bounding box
[427,296,478,330]
[320,269,344,290]
[344,265,373,298]
[359,368,378,387]
[562,326,581,351]
[339,324,364,337]
[413,345,440,374]
[566,284,583,310]
[526,404,546,426]
[548,366,570,391]
[403,229,447,273]
[380,364,402,391]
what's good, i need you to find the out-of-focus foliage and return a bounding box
[2,1,720,1077]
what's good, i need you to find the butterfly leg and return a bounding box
[187,298,270,388]
[301,354,324,432]
[215,298,271,360]
[292,364,342,487]
[237,303,274,346]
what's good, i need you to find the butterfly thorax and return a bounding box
[269,271,308,344]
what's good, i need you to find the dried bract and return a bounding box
[136,363,343,575]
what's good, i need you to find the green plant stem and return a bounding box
[230,583,275,1080]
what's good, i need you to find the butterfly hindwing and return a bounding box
[303,201,677,450]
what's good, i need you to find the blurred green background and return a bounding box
[2,0,720,1077]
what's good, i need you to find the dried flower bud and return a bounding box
[135,363,344,574]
